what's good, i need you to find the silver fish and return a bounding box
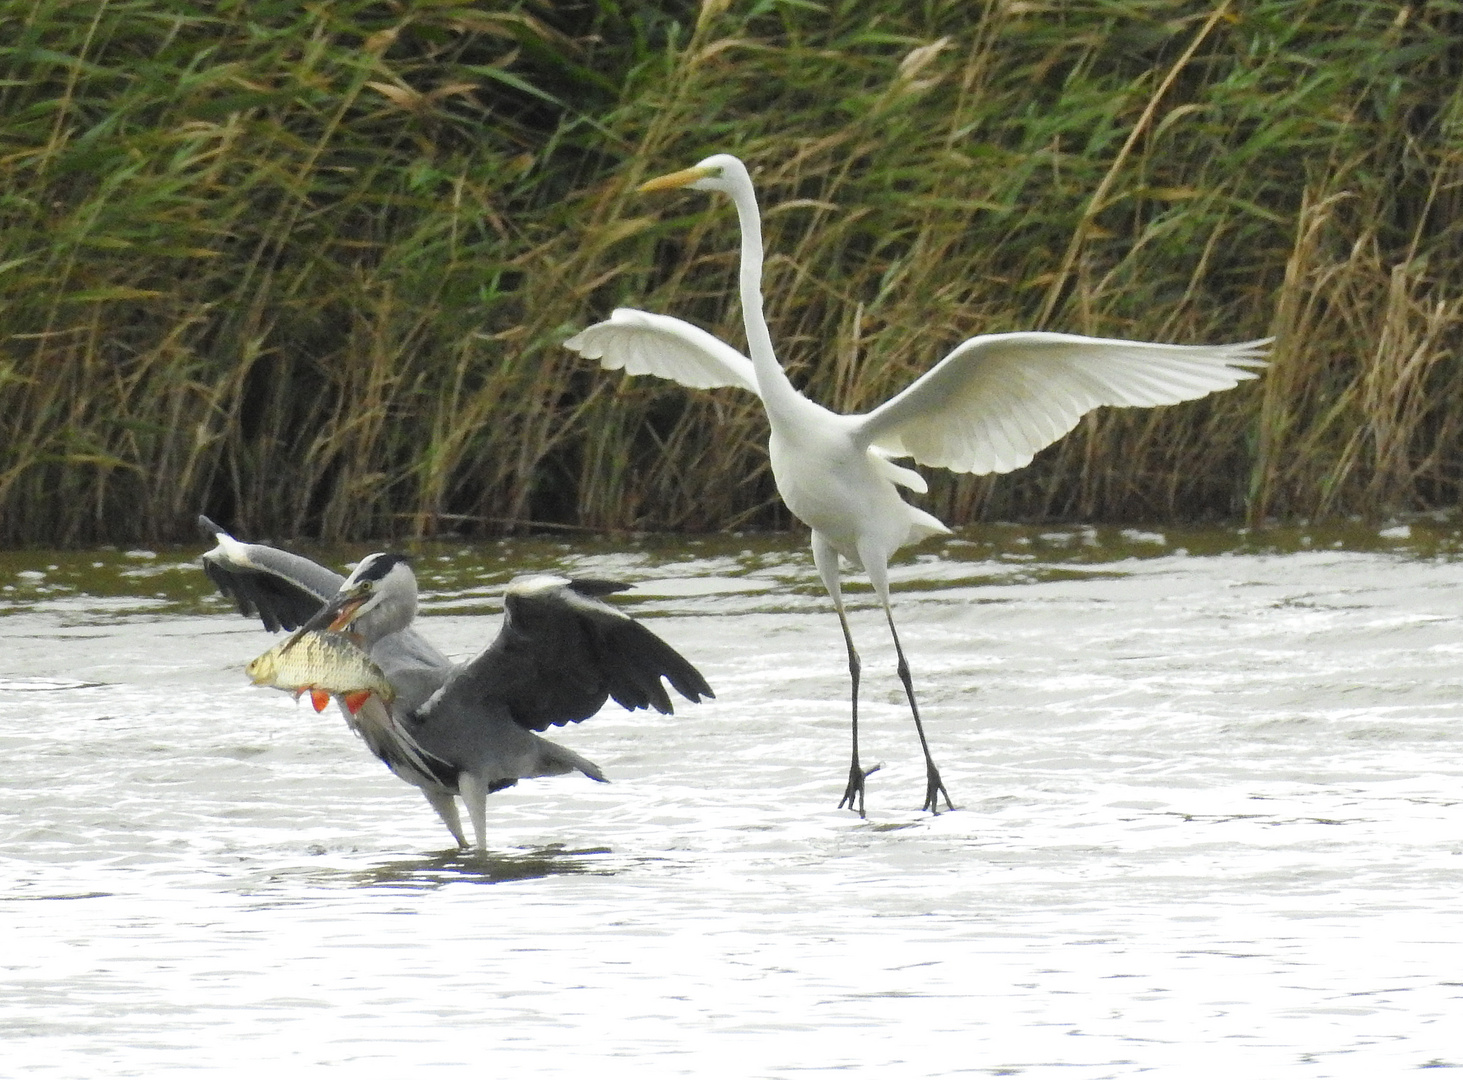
[246,629,396,714]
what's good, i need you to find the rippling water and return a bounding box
[2,522,1461,1076]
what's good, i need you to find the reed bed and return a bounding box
[2,0,1461,544]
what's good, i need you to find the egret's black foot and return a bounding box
[921,765,954,815]
[837,760,882,818]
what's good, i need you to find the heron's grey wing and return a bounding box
[563,308,762,395]
[415,575,714,734]
[197,515,343,632]
[853,332,1269,476]
[370,630,454,714]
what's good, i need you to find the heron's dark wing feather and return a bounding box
[427,578,713,733]
[197,515,343,632]
[590,609,714,714]
[201,559,331,632]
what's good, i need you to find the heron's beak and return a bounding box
[324,594,369,632]
[296,585,371,638]
[638,165,717,193]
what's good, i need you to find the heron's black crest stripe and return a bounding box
[353,552,413,582]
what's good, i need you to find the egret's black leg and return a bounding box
[885,607,954,814]
[834,605,880,816]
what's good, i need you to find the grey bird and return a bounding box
[198,516,713,851]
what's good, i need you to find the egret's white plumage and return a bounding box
[587,308,760,394]
[565,153,1268,816]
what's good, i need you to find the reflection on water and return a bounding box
[2,520,1462,1076]
[277,846,624,892]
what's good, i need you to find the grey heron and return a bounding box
[199,516,713,851]
[564,153,1268,817]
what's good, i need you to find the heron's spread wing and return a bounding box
[197,515,343,631]
[854,332,1269,476]
[423,575,714,733]
[563,308,761,396]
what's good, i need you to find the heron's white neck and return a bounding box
[725,171,802,424]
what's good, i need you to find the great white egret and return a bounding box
[200,517,713,850]
[564,153,1267,817]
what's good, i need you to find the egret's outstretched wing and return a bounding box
[197,515,343,632]
[854,333,1269,475]
[418,575,714,734]
[564,308,761,396]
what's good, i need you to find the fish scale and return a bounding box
[246,629,396,713]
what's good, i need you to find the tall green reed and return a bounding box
[3,0,1460,544]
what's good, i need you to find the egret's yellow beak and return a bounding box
[638,165,717,193]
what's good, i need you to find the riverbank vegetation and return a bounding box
[3,1,1461,544]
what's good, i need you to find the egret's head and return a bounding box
[306,552,417,641]
[639,153,747,196]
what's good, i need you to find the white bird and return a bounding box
[564,153,1268,817]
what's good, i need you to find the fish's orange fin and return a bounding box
[342,690,371,715]
[310,689,331,713]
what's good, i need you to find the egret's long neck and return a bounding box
[727,177,801,421]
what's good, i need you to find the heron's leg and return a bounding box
[457,773,490,854]
[814,533,880,816]
[882,601,954,814]
[423,789,467,848]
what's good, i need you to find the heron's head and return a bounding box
[638,153,748,197]
[307,552,417,642]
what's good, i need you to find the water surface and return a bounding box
[2,522,1461,1076]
